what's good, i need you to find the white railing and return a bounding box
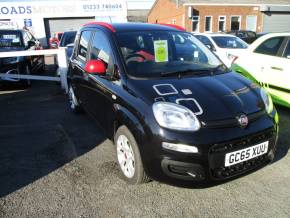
[0,48,68,92]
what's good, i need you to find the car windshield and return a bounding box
[211,36,248,49]
[115,31,224,78]
[59,31,77,47]
[0,31,22,47]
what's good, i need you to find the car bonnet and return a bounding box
[127,71,264,122]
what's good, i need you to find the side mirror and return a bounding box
[84,60,106,74]
[206,44,216,52]
[28,40,36,47]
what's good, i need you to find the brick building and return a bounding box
[148,0,290,33]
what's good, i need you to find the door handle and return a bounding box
[271,66,283,71]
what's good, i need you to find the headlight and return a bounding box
[260,88,273,114]
[152,102,201,131]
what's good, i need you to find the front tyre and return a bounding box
[114,126,150,184]
[68,84,82,113]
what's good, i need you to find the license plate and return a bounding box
[225,141,269,167]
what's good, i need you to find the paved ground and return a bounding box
[0,71,289,217]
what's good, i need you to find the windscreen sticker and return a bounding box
[153,40,168,62]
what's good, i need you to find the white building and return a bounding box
[0,0,130,46]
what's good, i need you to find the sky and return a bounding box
[0,0,156,10]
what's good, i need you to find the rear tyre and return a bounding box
[114,125,150,184]
[68,84,82,113]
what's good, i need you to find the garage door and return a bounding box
[45,17,95,38]
[263,13,290,32]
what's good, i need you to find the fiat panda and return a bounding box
[67,22,278,185]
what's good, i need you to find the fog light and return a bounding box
[162,142,198,153]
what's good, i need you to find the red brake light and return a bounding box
[84,60,106,74]
[157,23,186,31]
[83,22,116,32]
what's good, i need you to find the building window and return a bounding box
[172,19,176,24]
[192,16,199,32]
[231,16,241,31]
[205,16,212,32]
[218,16,226,32]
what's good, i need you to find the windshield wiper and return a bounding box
[160,64,228,77]
[161,69,209,77]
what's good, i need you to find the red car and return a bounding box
[49,32,63,49]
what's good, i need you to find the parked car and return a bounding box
[56,31,77,76]
[194,33,248,68]
[0,28,44,86]
[256,32,269,38]
[67,22,278,186]
[227,30,257,44]
[49,32,63,49]
[232,33,290,108]
[59,31,77,60]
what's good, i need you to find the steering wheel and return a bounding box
[125,53,147,64]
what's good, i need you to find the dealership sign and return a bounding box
[0,0,127,18]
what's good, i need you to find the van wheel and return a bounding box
[114,126,150,184]
[68,84,81,113]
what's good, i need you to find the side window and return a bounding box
[247,32,256,38]
[284,40,290,58]
[195,35,214,47]
[90,31,113,75]
[254,37,284,56]
[78,31,91,61]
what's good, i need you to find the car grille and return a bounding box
[211,154,269,179]
[202,110,266,129]
[208,128,275,180]
[209,128,275,154]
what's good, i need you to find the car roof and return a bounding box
[82,22,184,33]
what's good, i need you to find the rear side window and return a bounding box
[90,31,113,75]
[78,31,91,61]
[247,32,256,38]
[284,40,290,58]
[195,35,214,47]
[254,37,284,56]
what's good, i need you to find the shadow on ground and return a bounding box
[0,81,106,197]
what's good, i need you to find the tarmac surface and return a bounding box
[0,66,289,217]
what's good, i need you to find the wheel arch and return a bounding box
[112,104,146,146]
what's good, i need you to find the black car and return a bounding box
[67,22,278,186]
[227,30,257,44]
[0,29,43,86]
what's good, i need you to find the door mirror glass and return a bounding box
[84,60,106,74]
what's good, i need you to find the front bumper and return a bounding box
[140,111,279,185]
